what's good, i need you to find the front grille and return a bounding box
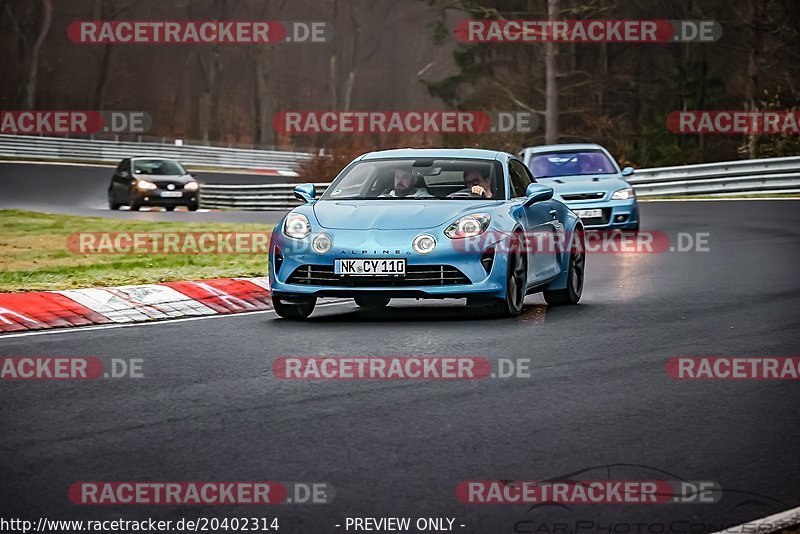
[287,264,471,287]
[562,192,605,201]
[581,208,612,226]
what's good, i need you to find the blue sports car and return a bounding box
[520,143,640,230]
[268,149,585,320]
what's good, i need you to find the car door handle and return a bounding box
[549,209,557,217]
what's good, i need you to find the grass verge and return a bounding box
[0,209,273,292]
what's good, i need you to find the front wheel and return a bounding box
[272,296,316,320]
[354,296,390,309]
[490,233,526,317]
[543,231,585,306]
[164,206,175,212]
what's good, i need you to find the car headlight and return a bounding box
[283,213,311,239]
[312,233,332,254]
[135,179,157,191]
[412,234,436,254]
[444,213,491,239]
[611,187,635,200]
[184,181,199,191]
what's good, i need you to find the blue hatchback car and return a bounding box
[268,149,586,320]
[520,143,639,230]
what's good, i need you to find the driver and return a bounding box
[381,168,432,198]
[454,167,493,198]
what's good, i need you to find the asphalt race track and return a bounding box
[1,196,798,531]
[0,162,288,223]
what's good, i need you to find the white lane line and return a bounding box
[709,505,800,534]
[0,301,352,341]
[640,198,799,202]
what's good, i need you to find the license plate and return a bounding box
[575,209,602,218]
[334,259,406,276]
[160,191,183,198]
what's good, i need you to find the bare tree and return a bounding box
[544,0,559,144]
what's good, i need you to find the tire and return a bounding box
[543,231,585,306]
[188,204,199,212]
[129,202,141,211]
[108,196,121,210]
[354,296,390,309]
[164,206,176,212]
[489,232,527,317]
[272,296,316,320]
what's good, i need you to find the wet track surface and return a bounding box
[0,161,287,223]
[0,165,799,531]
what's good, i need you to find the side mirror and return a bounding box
[294,183,316,203]
[524,183,554,206]
[621,167,634,177]
[189,173,197,178]
[119,171,130,178]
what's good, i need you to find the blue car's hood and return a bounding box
[312,200,499,230]
[537,175,629,194]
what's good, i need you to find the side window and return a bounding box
[119,159,131,173]
[508,160,531,198]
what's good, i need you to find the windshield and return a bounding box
[529,150,617,178]
[320,158,505,200]
[133,159,186,176]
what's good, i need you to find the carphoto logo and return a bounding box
[457,480,720,504]
[273,110,538,134]
[668,110,800,134]
[68,20,331,44]
[0,111,151,135]
[666,357,800,380]
[273,356,535,380]
[0,357,143,380]
[455,20,721,43]
[67,232,271,255]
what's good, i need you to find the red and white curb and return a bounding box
[710,505,800,534]
[0,277,274,333]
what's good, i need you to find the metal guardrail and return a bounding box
[628,156,800,196]
[199,156,800,209]
[0,134,312,175]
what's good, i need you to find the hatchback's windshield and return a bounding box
[529,150,616,178]
[320,158,505,200]
[133,159,186,176]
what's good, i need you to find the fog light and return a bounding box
[614,214,628,222]
[312,233,332,254]
[412,234,436,254]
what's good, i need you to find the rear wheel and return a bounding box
[108,195,121,210]
[354,296,390,309]
[272,296,316,320]
[164,206,175,212]
[188,203,199,211]
[543,231,585,306]
[490,233,526,317]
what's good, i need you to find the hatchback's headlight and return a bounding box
[283,213,311,239]
[135,179,157,191]
[611,187,635,200]
[444,213,491,239]
[184,181,199,191]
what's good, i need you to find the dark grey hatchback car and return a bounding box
[108,157,199,211]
